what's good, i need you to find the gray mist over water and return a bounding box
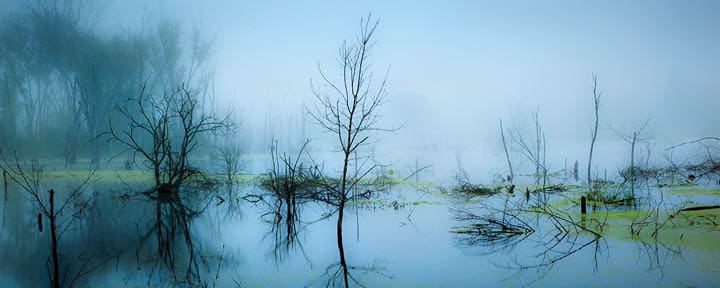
[0,1,719,288]
[69,0,720,179]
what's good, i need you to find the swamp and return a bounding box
[0,1,719,287]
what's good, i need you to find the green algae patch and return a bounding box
[410,200,444,206]
[429,190,455,198]
[348,198,460,208]
[557,184,585,190]
[582,208,720,252]
[34,170,264,186]
[546,192,634,210]
[42,170,154,183]
[656,182,698,188]
[546,197,580,209]
[668,188,720,197]
[223,173,261,183]
[347,199,445,209]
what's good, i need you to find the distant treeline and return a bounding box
[0,0,218,165]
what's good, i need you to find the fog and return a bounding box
[1,1,719,287]
[101,1,719,138]
[4,0,717,155]
[97,1,719,167]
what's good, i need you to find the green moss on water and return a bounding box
[582,208,720,252]
[429,190,453,198]
[42,170,154,183]
[668,188,720,196]
[546,193,633,210]
[680,199,699,206]
[25,170,263,186]
[656,182,698,188]
[410,200,443,206]
[560,184,585,190]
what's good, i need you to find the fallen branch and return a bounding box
[678,205,720,212]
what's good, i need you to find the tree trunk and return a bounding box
[156,199,163,257]
[630,131,637,199]
[588,75,600,188]
[49,189,60,288]
[535,112,541,185]
[499,120,513,183]
[337,202,349,288]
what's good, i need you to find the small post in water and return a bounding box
[580,196,587,214]
[525,187,530,202]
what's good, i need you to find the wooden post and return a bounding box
[525,187,530,202]
[38,213,43,232]
[581,196,587,214]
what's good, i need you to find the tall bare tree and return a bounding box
[499,119,513,183]
[511,106,547,187]
[588,74,601,188]
[612,117,651,199]
[307,14,393,288]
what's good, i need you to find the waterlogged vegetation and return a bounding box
[2,151,720,287]
[1,1,719,287]
[3,147,720,287]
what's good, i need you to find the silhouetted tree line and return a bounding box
[0,0,217,166]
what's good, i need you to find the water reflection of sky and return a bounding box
[2,179,718,287]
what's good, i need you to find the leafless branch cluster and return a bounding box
[0,151,110,288]
[246,139,321,263]
[451,192,606,280]
[451,203,534,253]
[109,82,233,195]
[510,106,548,187]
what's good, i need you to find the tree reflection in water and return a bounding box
[249,140,318,264]
[127,179,217,286]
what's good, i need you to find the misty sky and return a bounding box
[3,0,719,149]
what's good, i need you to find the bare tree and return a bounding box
[511,106,547,187]
[110,83,232,189]
[0,152,106,288]
[612,117,651,199]
[667,137,720,181]
[306,14,394,288]
[109,82,233,282]
[218,137,245,187]
[588,74,601,188]
[249,139,320,264]
[499,119,513,183]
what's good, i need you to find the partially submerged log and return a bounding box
[531,184,567,193]
[678,205,720,212]
[451,209,534,244]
